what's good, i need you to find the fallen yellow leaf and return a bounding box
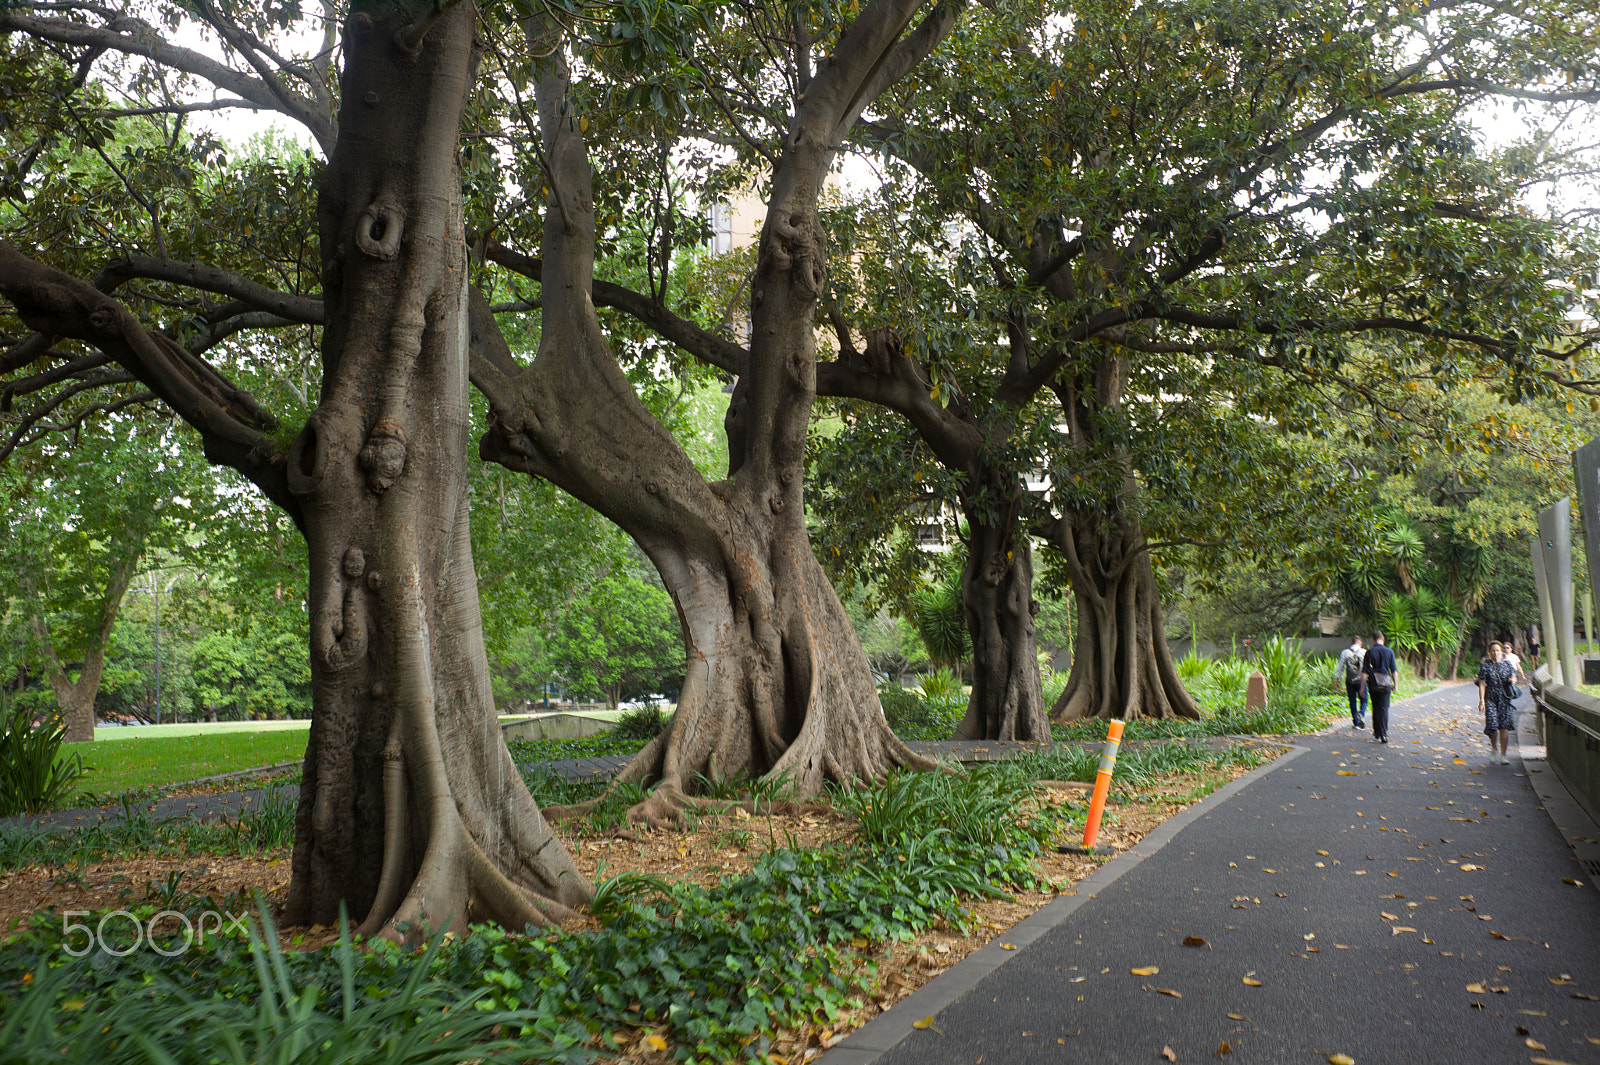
[1132,966,1160,975]
[645,1035,668,1051]
[1526,1038,1547,1050]
[1563,878,1584,886]
[1466,982,1487,993]
[911,1016,937,1030]
[1162,1047,1178,1062]
[1000,943,1017,950]
[1242,977,1263,987]
[1329,1055,1355,1065]
[1317,850,1329,855]
[1156,987,1183,998]
[1391,927,1416,936]
[1216,1040,1233,1056]
[1227,1013,1245,1020]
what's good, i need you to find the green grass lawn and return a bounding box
[65,730,309,801]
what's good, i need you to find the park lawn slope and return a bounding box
[68,730,308,801]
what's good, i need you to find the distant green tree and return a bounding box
[545,567,685,708]
[0,420,224,740]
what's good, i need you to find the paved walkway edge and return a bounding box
[817,744,1312,1065]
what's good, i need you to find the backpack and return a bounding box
[1341,649,1364,683]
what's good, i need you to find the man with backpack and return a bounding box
[1338,635,1368,730]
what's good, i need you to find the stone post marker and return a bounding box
[1246,672,1269,712]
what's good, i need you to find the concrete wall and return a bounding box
[501,713,617,741]
[1531,673,1600,831]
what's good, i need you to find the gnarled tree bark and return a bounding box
[952,513,1051,741]
[473,7,960,817]
[1042,355,1198,722]
[283,2,588,938]
[0,1,590,938]
[817,331,1051,743]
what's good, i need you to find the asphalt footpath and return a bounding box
[825,682,1600,1065]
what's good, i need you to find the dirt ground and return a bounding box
[1,756,1274,1062]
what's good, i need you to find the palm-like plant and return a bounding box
[1378,587,1464,678]
[1384,521,1427,595]
[913,559,970,680]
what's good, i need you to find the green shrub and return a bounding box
[0,704,84,817]
[831,761,1060,855]
[1176,647,1209,683]
[1209,657,1250,702]
[878,681,964,740]
[1256,636,1304,692]
[0,904,546,1065]
[1040,662,1068,707]
[614,703,670,742]
[917,669,963,701]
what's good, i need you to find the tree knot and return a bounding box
[90,305,121,338]
[354,198,404,260]
[359,420,408,493]
[769,214,826,303]
[853,327,902,377]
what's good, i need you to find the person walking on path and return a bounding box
[1337,635,1368,729]
[1362,631,1398,743]
[1477,640,1525,765]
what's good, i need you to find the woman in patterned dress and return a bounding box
[1476,641,1524,765]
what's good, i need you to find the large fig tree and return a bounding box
[0,0,964,929]
[807,0,1600,723]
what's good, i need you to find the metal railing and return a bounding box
[1530,666,1600,827]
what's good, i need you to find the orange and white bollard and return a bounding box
[1059,718,1125,856]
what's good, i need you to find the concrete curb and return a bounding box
[169,760,301,789]
[816,743,1311,1065]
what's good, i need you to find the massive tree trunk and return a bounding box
[952,504,1051,742]
[474,11,956,818]
[815,335,1050,743]
[1043,504,1199,721]
[280,2,587,936]
[0,4,588,938]
[1042,354,1198,722]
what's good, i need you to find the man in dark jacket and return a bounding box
[1362,631,1399,744]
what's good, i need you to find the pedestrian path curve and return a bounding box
[826,682,1600,1065]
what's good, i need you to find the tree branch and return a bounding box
[0,11,335,153]
[483,241,749,375]
[94,254,324,323]
[0,241,299,523]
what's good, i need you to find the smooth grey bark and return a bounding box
[473,7,959,819]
